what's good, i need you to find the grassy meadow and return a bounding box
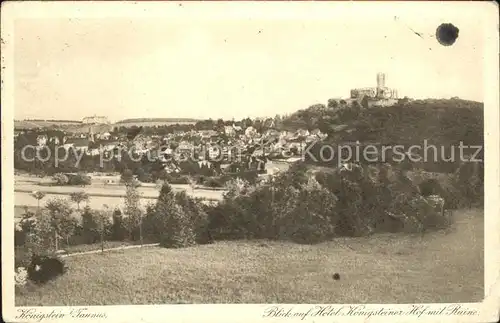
[16,208,483,305]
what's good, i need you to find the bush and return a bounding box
[407,169,466,210]
[175,191,213,244]
[15,267,29,287]
[158,205,196,248]
[138,172,153,183]
[52,173,69,185]
[15,247,32,268]
[80,207,100,244]
[455,161,484,208]
[120,169,134,183]
[136,167,155,183]
[165,175,190,185]
[26,210,56,254]
[196,175,206,185]
[156,184,197,248]
[27,254,67,284]
[210,171,338,243]
[15,229,26,246]
[204,177,224,188]
[210,162,453,242]
[68,173,91,186]
[110,209,127,241]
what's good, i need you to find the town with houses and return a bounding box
[17,117,327,180]
[14,73,403,183]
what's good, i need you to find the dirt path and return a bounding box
[60,243,160,258]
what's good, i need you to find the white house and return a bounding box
[88,148,100,156]
[296,129,310,137]
[208,146,220,159]
[100,132,111,140]
[224,126,236,137]
[245,126,257,138]
[36,135,48,147]
[198,160,212,168]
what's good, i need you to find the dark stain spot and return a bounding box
[436,23,459,46]
[332,273,340,280]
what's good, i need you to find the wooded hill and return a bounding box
[282,98,484,172]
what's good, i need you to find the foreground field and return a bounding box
[14,176,225,202]
[16,209,483,305]
[13,174,224,221]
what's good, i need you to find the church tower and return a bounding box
[89,125,95,142]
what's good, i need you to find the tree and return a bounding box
[273,114,282,128]
[351,100,361,113]
[188,177,197,193]
[175,191,211,244]
[327,98,339,109]
[123,180,143,244]
[110,208,127,241]
[216,119,225,132]
[19,207,37,235]
[44,198,72,251]
[156,183,195,248]
[69,191,89,211]
[81,206,99,244]
[81,206,112,246]
[28,210,54,255]
[59,216,79,248]
[361,96,369,109]
[31,191,46,210]
[68,173,92,186]
[120,169,134,184]
[98,205,113,252]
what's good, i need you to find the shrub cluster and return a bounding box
[27,254,66,284]
[143,183,212,248]
[208,163,339,243]
[52,172,91,186]
[207,162,457,243]
[15,158,481,255]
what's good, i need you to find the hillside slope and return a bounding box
[283,99,483,172]
[283,98,483,146]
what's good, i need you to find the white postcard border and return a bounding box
[2,2,499,323]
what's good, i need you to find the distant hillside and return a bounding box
[283,98,483,172]
[15,119,82,130]
[282,98,483,146]
[24,119,82,123]
[115,118,199,125]
[340,99,483,147]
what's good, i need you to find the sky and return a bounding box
[13,7,486,122]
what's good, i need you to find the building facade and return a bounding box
[350,73,398,101]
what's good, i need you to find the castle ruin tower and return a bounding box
[376,72,386,98]
[377,72,386,89]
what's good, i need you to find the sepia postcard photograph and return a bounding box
[1,1,499,323]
